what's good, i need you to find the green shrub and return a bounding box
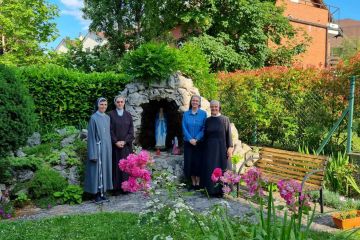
[20,64,129,127]
[28,167,68,199]
[8,155,44,171]
[14,192,30,208]
[121,42,178,84]
[54,185,83,205]
[325,152,360,197]
[0,64,37,157]
[217,67,337,151]
[22,143,56,157]
[0,158,12,184]
[177,42,217,99]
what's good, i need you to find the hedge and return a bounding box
[20,64,129,127]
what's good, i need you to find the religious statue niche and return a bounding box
[155,107,167,149]
[139,99,183,150]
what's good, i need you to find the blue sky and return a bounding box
[46,0,360,50]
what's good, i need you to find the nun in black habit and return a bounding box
[201,100,233,197]
[108,96,134,193]
[84,97,113,203]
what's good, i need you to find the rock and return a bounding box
[189,87,200,96]
[16,170,34,182]
[168,75,176,89]
[60,152,68,166]
[61,134,76,148]
[68,166,80,185]
[126,83,139,94]
[149,80,167,88]
[79,129,88,140]
[242,143,252,153]
[201,97,210,115]
[53,165,65,172]
[56,128,68,136]
[15,149,26,157]
[230,123,239,143]
[245,161,254,167]
[128,92,148,106]
[27,132,41,147]
[120,73,211,143]
[177,75,193,90]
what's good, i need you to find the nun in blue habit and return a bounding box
[84,97,113,203]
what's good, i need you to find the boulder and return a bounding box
[27,132,41,147]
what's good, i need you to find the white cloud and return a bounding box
[61,0,83,9]
[61,0,89,31]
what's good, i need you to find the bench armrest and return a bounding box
[301,169,323,191]
[237,149,255,175]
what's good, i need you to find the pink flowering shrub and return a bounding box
[211,168,241,194]
[241,167,265,197]
[118,150,153,193]
[277,179,310,212]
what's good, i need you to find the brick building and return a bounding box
[277,0,331,68]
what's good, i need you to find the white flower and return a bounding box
[165,236,173,240]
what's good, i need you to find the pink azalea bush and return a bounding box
[211,168,241,194]
[241,167,264,197]
[118,150,153,193]
[277,179,310,211]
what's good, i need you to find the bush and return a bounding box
[28,167,68,199]
[217,67,340,151]
[20,64,129,127]
[121,42,217,99]
[0,157,12,184]
[8,155,44,171]
[177,42,217,99]
[121,42,178,84]
[0,64,37,157]
[54,185,83,205]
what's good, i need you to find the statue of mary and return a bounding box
[155,107,167,149]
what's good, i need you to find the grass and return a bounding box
[0,212,358,240]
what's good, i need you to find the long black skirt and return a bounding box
[112,144,132,190]
[183,141,202,178]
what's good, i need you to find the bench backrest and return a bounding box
[256,147,328,187]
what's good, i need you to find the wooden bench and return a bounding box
[238,147,329,213]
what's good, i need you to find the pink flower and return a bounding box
[241,167,264,197]
[118,151,153,193]
[222,185,231,194]
[211,168,223,182]
[277,179,310,211]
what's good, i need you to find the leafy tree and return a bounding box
[0,0,58,65]
[51,40,120,73]
[0,64,37,157]
[83,0,303,71]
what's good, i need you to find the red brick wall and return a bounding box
[277,0,329,67]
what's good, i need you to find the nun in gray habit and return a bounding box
[84,97,113,202]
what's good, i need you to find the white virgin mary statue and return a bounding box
[155,107,167,149]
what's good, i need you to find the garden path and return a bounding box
[14,190,337,233]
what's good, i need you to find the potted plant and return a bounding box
[332,210,360,230]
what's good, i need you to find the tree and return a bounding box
[51,40,120,73]
[0,0,58,65]
[83,0,303,71]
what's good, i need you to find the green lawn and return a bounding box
[0,212,358,240]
